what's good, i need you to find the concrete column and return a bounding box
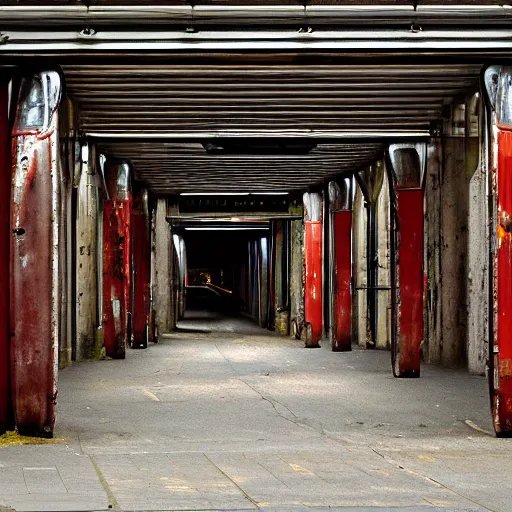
[76,142,99,360]
[154,199,172,336]
[352,185,368,348]
[376,173,391,350]
[274,220,289,335]
[259,236,269,328]
[467,96,489,376]
[289,204,304,339]
[424,141,443,364]
[424,104,472,368]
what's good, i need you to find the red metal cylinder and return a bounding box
[130,191,150,349]
[304,220,323,346]
[103,198,132,359]
[492,129,512,434]
[10,72,63,437]
[396,189,424,377]
[0,82,12,433]
[332,210,352,352]
[102,163,132,359]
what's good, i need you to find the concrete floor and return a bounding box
[0,313,510,512]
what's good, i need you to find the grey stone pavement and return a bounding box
[1,312,510,512]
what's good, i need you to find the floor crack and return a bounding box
[202,453,259,508]
[369,446,497,512]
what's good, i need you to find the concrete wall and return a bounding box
[289,204,304,339]
[154,198,173,336]
[352,186,368,348]
[424,98,488,372]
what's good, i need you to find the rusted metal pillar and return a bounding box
[11,71,63,437]
[387,144,426,378]
[102,161,132,359]
[131,188,150,349]
[303,192,323,347]
[329,181,353,352]
[0,78,12,433]
[484,66,512,435]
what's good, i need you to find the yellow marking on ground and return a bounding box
[418,454,436,463]
[289,463,313,474]
[0,431,67,447]
[165,485,195,493]
[142,389,160,402]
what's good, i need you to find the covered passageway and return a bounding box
[2,2,512,509]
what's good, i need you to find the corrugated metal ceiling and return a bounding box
[61,62,480,194]
[1,3,489,195]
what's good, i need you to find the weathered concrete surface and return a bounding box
[75,147,99,361]
[376,173,390,350]
[289,207,304,339]
[0,315,510,511]
[467,132,489,376]
[352,186,368,348]
[154,199,173,336]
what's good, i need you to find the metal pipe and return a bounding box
[86,131,431,141]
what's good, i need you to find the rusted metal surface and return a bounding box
[304,220,323,347]
[102,161,132,359]
[131,188,150,349]
[0,81,12,433]
[11,71,62,436]
[332,210,352,352]
[395,189,424,378]
[491,129,512,434]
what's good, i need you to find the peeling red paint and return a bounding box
[11,133,57,437]
[332,210,352,352]
[493,129,512,434]
[103,197,132,358]
[304,220,323,346]
[396,189,424,378]
[0,83,12,433]
[130,194,150,349]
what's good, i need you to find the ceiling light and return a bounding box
[184,227,269,231]
[180,192,250,196]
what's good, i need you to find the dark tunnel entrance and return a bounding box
[179,226,270,334]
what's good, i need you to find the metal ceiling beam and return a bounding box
[2,29,512,55]
[1,4,512,27]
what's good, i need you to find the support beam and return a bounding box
[330,181,353,352]
[304,192,323,347]
[76,142,99,360]
[11,71,63,437]
[0,79,12,433]
[273,220,289,335]
[388,144,425,378]
[154,198,172,336]
[131,188,150,349]
[102,161,132,359]
[289,204,304,339]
